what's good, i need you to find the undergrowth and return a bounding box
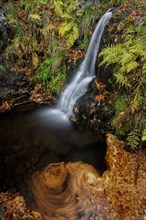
[3,0,124,95]
[99,18,146,149]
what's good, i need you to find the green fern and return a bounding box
[112,114,131,136]
[66,25,79,46]
[114,72,131,88]
[99,44,121,66]
[120,52,136,66]
[115,95,127,113]
[66,2,77,13]
[130,88,142,113]
[51,0,79,48]
[142,127,146,141]
[29,14,42,24]
[126,61,139,73]
[59,22,74,36]
[62,13,73,20]
[50,64,66,94]
[127,130,141,149]
[99,23,146,147]
[142,63,146,73]
[36,57,52,81]
[59,22,79,47]
[138,25,146,37]
[51,0,64,17]
[130,38,146,58]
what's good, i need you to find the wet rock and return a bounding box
[0,66,31,108]
[0,9,9,51]
[0,204,5,218]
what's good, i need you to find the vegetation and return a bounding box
[3,0,125,94]
[2,0,145,148]
[99,13,146,149]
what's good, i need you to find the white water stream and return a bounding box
[38,10,112,123]
[57,9,112,117]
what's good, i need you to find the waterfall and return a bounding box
[57,9,112,117]
[37,10,112,124]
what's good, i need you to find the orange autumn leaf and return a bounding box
[108,100,112,104]
[95,94,105,102]
[71,117,77,123]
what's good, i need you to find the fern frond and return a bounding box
[126,61,139,73]
[114,72,131,88]
[130,89,142,113]
[66,25,79,46]
[59,22,79,47]
[99,44,121,66]
[130,40,144,57]
[66,2,77,14]
[41,24,56,39]
[62,13,73,20]
[127,130,140,149]
[142,128,146,141]
[115,95,127,113]
[112,113,131,136]
[59,22,74,36]
[120,52,136,66]
[142,63,146,73]
[29,14,41,22]
[52,0,64,17]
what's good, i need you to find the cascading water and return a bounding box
[36,9,112,126]
[0,10,113,218]
[57,9,113,117]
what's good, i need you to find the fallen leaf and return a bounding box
[95,94,105,102]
